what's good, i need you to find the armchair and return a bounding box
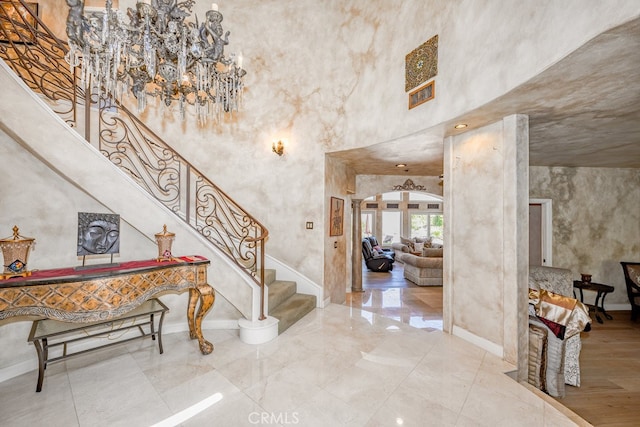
[362,238,394,272]
[620,262,640,321]
[528,265,590,397]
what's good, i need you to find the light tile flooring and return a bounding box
[0,301,582,426]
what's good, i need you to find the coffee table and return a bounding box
[573,280,614,324]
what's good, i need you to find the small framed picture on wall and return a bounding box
[329,197,344,236]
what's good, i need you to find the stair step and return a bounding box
[264,269,277,286]
[270,293,317,334]
[268,280,297,311]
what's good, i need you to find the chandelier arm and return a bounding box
[65,0,245,122]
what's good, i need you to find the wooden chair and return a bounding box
[620,262,640,321]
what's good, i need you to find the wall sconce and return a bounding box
[272,140,284,156]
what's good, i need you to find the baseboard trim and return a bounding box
[604,303,632,312]
[162,319,240,335]
[452,325,504,358]
[0,359,37,384]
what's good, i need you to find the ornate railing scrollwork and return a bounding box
[99,105,182,213]
[0,1,268,320]
[0,0,78,126]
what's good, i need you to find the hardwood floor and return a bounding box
[347,261,640,427]
[559,311,640,427]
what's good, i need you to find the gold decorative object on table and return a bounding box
[0,225,35,279]
[155,225,175,262]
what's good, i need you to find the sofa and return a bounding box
[528,265,591,397]
[391,236,443,254]
[398,248,443,286]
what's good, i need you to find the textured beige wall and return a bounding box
[445,115,529,364]
[530,167,640,306]
[100,0,638,291]
[324,157,354,303]
[355,175,442,201]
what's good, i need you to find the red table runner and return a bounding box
[0,255,208,287]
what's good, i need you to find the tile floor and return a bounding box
[0,300,583,427]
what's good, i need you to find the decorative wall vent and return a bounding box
[427,203,440,209]
[365,203,379,209]
[392,179,426,191]
[408,203,420,209]
[386,203,400,209]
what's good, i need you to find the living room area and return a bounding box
[360,189,444,284]
[349,186,640,426]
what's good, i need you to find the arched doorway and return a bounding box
[348,190,444,330]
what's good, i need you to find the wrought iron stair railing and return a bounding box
[0,0,268,320]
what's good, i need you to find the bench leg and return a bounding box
[150,313,156,341]
[33,339,45,392]
[158,311,165,354]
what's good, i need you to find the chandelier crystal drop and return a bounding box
[65,0,246,124]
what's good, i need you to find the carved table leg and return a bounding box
[187,284,215,354]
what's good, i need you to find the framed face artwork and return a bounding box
[77,212,120,256]
[329,197,344,237]
[0,2,38,43]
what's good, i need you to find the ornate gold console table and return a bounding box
[0,255,215,355]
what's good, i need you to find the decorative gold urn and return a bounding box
[0,226,35,279]
[155,225,175,262]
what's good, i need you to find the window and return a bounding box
[410,213,443,239]
[361,211,374,238]
[381,191,402,201]
[408,192,440,202]
[429,214,443,239]
[410,213,429,238]
[381,211,402,244]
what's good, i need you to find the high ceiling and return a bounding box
[330,17,640,176]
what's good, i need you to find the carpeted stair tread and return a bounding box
[264,269,277,286]
[270,293,317,334]
[268,280,297,310]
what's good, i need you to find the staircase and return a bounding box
[0,5,322,337]
[265,269,317,334]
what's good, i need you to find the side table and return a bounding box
[573,280,614,324]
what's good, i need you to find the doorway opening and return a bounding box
[529,198,553,266]
[349,190,444,331]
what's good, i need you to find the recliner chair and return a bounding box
[366,236,396,261]
[362,238,394,272]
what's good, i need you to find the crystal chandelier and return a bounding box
[65,0,246,123]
